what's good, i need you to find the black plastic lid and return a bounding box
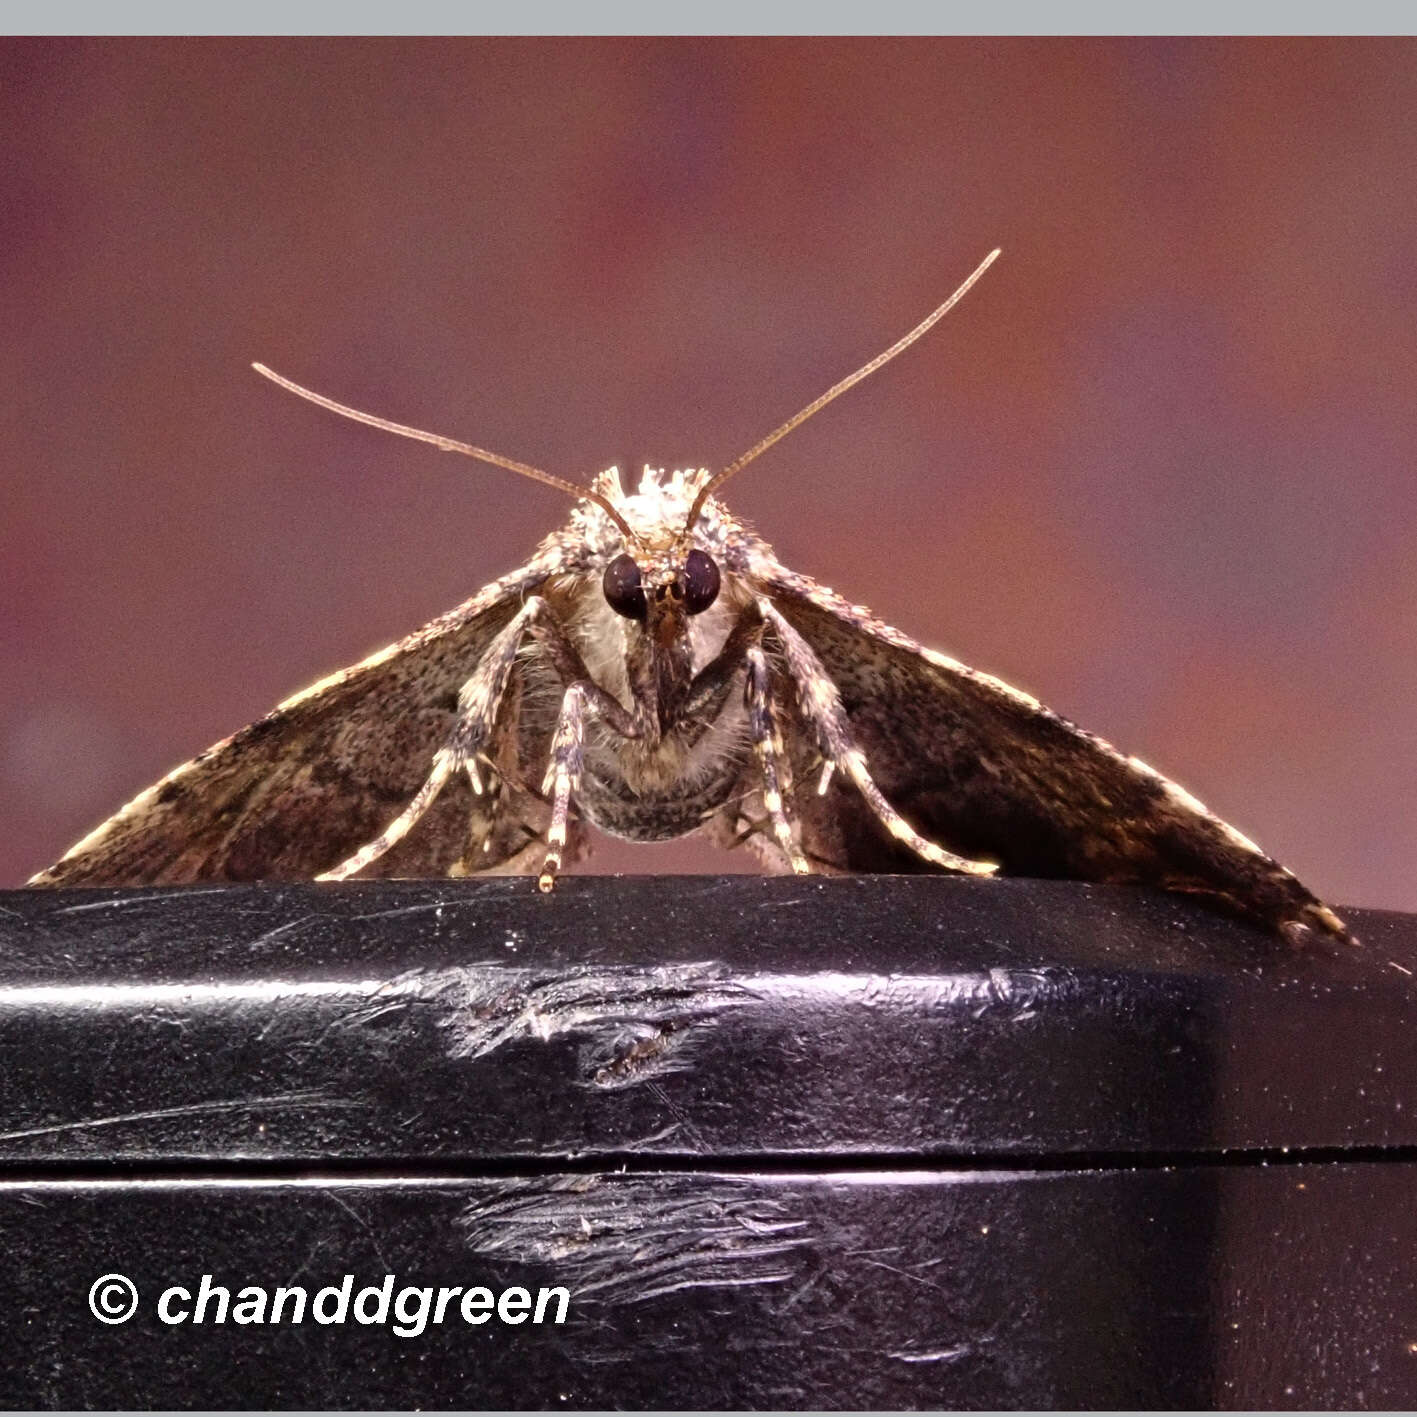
[0,875,1411,1164]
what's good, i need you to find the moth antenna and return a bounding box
[681,248,1001,535]
[252,363,640,543]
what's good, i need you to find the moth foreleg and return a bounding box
[320,595,606,882]
[758,600,998,877]
[452,597,562,793]
[477,603,635,892]
[450,593,636,783]
[683,600,765,717]
[537,681,598,893]
[745,643,809,874]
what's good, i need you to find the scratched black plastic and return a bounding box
[0,875,1412,1166]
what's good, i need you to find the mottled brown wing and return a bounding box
[29,559,577,886]
[759,570,1349,944]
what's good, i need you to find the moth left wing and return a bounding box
[29,556,578,887]
[756,568,1350,945]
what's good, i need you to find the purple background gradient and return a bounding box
[4,38,1415,909]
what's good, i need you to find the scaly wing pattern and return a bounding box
[30,557,574,886]
[756,567,1350,945]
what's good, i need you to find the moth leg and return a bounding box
[536,655,646,890]
[683,600,765,716]
[452,598,561,795]
[450,593,635,788]
[687,602,807,872]
[320,596,630,882]
[758,599,998,877]
[537,681,597,892]
[314,602,545,879]
[745,642,809,874]
[317,749,457,881]
[435,593,633,893]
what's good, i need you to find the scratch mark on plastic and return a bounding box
[888,1344,974,1364]
[321,1187,394,1272]
[413,961,746,1088]
[51,887,231,915]
[458,1175,813,1306]
[345,902,453,925]
[243,914,321,949]
[0,1089,366,1143]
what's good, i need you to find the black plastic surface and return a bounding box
[0,876,1413,1407]
[1,875,1412,1163]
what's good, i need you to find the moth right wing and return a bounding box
[748,565,1351,945]
[29,556,578,887]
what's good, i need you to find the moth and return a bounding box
[29,250,1352,947]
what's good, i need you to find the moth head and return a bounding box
[602,547,721,624]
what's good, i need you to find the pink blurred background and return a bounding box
[3,38,1414,910]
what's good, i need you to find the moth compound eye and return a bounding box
[680,549,721,615]
[602,553,647,620]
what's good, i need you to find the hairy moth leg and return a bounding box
[450,597,564,796]
[535,667,643,890]
[745,643,808,874]
[320,596,631,882]
[454,594,633,892]
[537,681,596,892]
[316,749,457,881]
[758,600,998,877]
[315,599,547,880]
